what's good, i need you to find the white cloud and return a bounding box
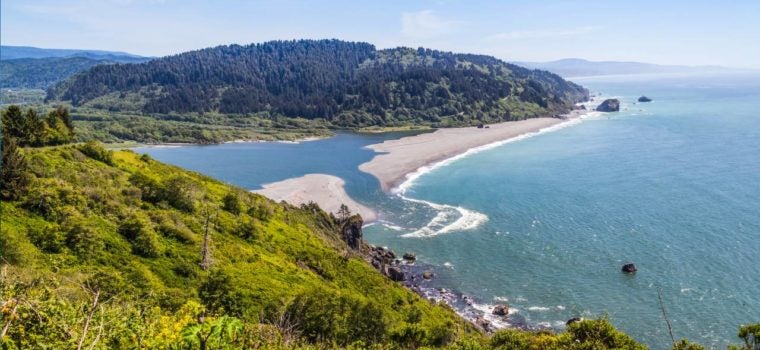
[486,26,597,41]
[401,10,463,40]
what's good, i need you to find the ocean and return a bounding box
[137,72,760,349]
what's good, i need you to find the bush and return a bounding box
[28,225,65,253]
[222,192,242,215]
[119,216,162,258]
[79,141,113,165]
[235,219,258,240]
[162,176,199,212]
[65,222,104,257]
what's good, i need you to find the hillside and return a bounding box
[0,45,148,62]
[48,39,588,130]
[0,57,131,89]
[512,58,742,78]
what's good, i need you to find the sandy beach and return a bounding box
[253,174,377,222]
[359,115,585,192]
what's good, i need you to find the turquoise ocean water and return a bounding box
[138,72,760,348]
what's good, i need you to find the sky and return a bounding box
[2,0,760,68]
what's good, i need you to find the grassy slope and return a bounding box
[0,145,472,348]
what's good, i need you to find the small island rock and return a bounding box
[402,252,416,261]
[422,271,434,280]
[638,96,652,102]
[596,99,620,112]
[492,304,509,316]
[622,263,637,273]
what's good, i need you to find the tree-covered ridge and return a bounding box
[0,57,118,89]
[48,39,588,128]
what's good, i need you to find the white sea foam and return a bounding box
[528,306,551,312]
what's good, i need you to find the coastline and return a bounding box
[253,173,377,222]
[359,106,597,193]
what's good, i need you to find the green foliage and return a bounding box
[1,105,74,147]
[222,191,243,215]
[0,136,31,200]
[78,140,113,164]
[736,323,760,350]
[673,339,707,350]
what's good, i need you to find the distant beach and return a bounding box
[253,173,377,222]
[359,107,594,192]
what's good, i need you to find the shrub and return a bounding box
[79,141,113,165]
[162,176,199,212]
[119,216,162,258]
[28,225,65,253]
[65,222,104,257]
[222,192,242,215]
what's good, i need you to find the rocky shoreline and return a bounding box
[341,214,538,333]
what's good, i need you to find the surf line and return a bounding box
[391,110,600,238]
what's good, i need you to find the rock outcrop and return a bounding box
[341,214,364,249]
[566,317,583,325]
[638,96,652,102]
[388,266,405,281]
[492,304,509,316]
[622,263,637,273]
[403,252,416,262]
[422,271,434,280]
[596,99,620,112]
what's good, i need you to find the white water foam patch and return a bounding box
[399,194,488,238]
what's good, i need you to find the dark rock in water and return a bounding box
[596,99,620,112]
[402,252,416,261]
[622,263,637,273]
[485,126,490,128]
[638,96,652,102]
[477,123,485,129]
[492,304,509,316]
[578,104,587,110]
[566,317,583,325]
[341,215,363,249]
[422,271,434,280]
[388,266,405,281]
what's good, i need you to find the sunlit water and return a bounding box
[138,72,760,349]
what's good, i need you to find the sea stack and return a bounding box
[492,304,509,316]
[622,263,638,273]
[638,96,652,102]
[596,99,621,112]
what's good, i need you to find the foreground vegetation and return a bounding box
[2,106,758,349]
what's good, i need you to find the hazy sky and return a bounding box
[2,0,759,68]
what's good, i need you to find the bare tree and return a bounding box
[200,204,218,270]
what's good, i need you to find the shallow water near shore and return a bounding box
[137,72,760,349]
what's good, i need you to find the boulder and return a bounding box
[388,266,405,281]
[402,252,416,261]
[422,271,434,280]
[492,304,509,316]
[638,96,652,102]
[596,99,620,112]
[566,317,583,325]
[622,263,637,273]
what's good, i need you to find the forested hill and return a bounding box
[48,39,588,128]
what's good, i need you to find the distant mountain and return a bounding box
[48,39,588,128]
[0,46,152,89]
[1,45,149,63]
[1,57,116,89]
[512,58,741,78]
